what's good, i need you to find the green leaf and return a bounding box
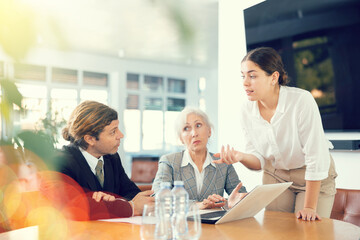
[15,130,57,169]
[0,79,23,108]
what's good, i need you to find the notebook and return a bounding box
[195,182,292,224]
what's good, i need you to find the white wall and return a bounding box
[218,0,263,191]
[330,151,360,190]
[204,68,219,154]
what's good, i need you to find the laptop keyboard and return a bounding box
[200,210,227,219]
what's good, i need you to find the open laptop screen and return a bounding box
[189,182,292,224]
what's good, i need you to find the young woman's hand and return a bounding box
[213,145,262,170]
[213,145,243,165]
[296,208,321,221]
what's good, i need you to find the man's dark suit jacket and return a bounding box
[58,144,140,200]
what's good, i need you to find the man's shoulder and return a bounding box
[57,144,83,167]
[103,152,122,166]
[61,144,79,155]
[104,152,121,159]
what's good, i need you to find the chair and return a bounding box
[130,157,158,192]
[330,188,360,227]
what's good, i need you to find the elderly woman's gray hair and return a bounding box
[175,107,214,140]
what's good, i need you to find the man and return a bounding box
[58,100,154,216]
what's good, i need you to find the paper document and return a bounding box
[99,216,143,224]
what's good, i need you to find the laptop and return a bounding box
[193,182,292,224]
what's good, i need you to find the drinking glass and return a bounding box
[140,204,157,240]
[186,202,202,240]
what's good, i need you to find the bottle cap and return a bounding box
[174,181,184,186]
[160,182,171,188]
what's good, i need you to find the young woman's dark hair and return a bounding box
[242,47,289,85]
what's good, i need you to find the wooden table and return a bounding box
[54,211,360,240]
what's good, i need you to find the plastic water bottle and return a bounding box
[155,182,173,240]
[172,181,189,240]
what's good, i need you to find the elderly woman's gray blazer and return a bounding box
[152,151,246,201]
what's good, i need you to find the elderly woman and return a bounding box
[152,107,246,209]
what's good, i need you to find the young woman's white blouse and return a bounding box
[240,86,333,181]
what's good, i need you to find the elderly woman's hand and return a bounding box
[228,182,247,209]
[198,194,226,210]
[213,145,244,165]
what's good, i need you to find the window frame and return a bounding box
[124,73,188,155]
[3,62,110,145]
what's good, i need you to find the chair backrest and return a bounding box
[330,188,360,227]
[131,159,158,183]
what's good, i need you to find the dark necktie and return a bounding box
[95,159,104,187]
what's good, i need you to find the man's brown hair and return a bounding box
[62,101,118,149]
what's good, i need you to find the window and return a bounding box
[167,98,185,111]
[50,88,78,147]
[14,63,46,82]
[144,75,163,92]
[124,109,141,152]
[142,110,163,150]
[15,83,47,132]
[83,71,108,86]
[50,88,78,120]
[5,62,110,146]
[165,111,181,147]
[52,67,77,84]
[124,73,186,154]
[126,94,139,109]
[168,78,186,93]
[126,73,139,90]
[80,89,108,104]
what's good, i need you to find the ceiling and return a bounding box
[24,0,219,68]
[19,0,359,68]
[244,0,360,28]
[244,0,360,45]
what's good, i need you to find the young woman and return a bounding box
[214,47,337,221]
